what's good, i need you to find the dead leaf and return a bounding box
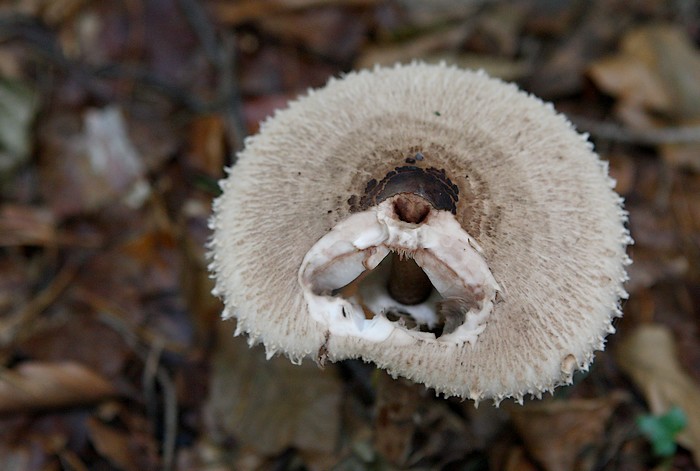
[502,446,539,471]
[590,24,700,120]
[617,324,700,467]
[0,205,55,247]
[87,417,141,471]
[661,118,700,170]
[588,25,700,170]
[462,3,526,57]
[626,252,689,293]
[39,107,147,217]
[508,394,624,471]
[257,8,367,61]
[355,23,472,69]
[528,2,623,98]
[17,315,131,379]
[185,115,226,177]
[39,0,88,25]
[0,361,116,413]
[589,55,672,116]
[0,77,39,177]
[389,0,481,30]
[243,94,297,134]
[205,324,343,455]
[208,0,379,25]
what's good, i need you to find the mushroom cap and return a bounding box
[209,63,631,402]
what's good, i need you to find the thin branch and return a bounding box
[157,366,178,471]
[176,0,247,153]
[571,116,700,146]
[95,311,179,471]
[0,262,79,348]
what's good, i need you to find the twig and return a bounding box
[143,339,164,436]
[0,14,244,124]
[142,339,178,471]
[157,365,178,471]
[0,262,79,347]
[219,32,248,155]
[176,0,221,65]
[571,116,700,146]
[176,0,247,154]
[95,310,179,471]
[76,289,190,355]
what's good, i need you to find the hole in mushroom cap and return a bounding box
[332,252,450,337]
[392,194,432,224]
[299,196,501,344]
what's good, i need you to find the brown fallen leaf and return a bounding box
[388,0,482,30]
[185,115,226,178]
[0,361,116,413]
[257,8,367,61]
[617,325,700,467]
[588,25,700,170]
[589,24,700,121]
[243,94,297,134]
[39,107,147,217]
[502,446,539,471]
[0,205,55,247]
[205,323,343,456]
[87,417,140,471]
[508,394,625,471]
[355,23,472,70]
[589,55,672,120]
[527,1,623,98]
[207,0,379,25]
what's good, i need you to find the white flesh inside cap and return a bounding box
[299,196,501,345]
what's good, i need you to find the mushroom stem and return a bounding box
[386,193,435,305]
[387,255,433,305]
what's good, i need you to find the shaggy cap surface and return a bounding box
[209,63,631,403]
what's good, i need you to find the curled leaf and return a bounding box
[617,325,700,467]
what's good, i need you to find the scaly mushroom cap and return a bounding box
[209,63,631,403]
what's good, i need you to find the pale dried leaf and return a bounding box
[589,55,672,113]
[508,394,624,471]
[0,361,116,413]
[589,24,700,135]
[617,325,700,467]
[0,78,38,176]
[355,24,472,69]
[208,0,379,25]
[39,106,146,217]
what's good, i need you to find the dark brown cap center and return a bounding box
[352,165,460,214]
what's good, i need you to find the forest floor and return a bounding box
[1,0,700,470]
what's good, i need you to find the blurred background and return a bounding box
[0,0,699,470]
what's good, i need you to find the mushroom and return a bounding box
[209,63,632,403]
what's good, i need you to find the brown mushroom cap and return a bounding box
[209,63,631,403]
